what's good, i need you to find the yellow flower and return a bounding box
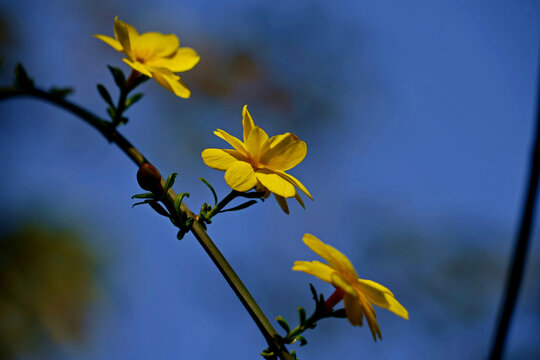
[293,234,408,341]
[94,17,199,98]
[201,105,312,214]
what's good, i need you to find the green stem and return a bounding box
[114,70,139,125]
[0,85,293,360]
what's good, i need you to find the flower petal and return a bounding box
[114,17,137,59]
[133,32,179,58]
[294,191,305,209]
[242,105,255,143]
[214,129,248,155]
[260,133,307,171]
[245,126,269,162]
[274,194,289,214]
[302,234,358,278]
[224,161,257,192]
[201,149,247,171]
[292,260,336,283]
[151,47,200,72]
[94,34,123,51]
[123,59,153,77]
[272,169,312,200]
[330,272,357,297]
[357,279,409,320]
[359,294,382,341]
[255,169,295,198]
[344,293,364,326]
[151,68,191,98]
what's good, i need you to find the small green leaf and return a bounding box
[276,315,290,334]
[260,349,274,358]
[131,192,155,199]
[108,65,126,88]
[49,87,74,98]
[174,193,190,215]
[290,350,298,359]
[97,84,114,106]
[298,307,306,326]
[125,93,144,108]
[107,106,116,120]
[14,63,34,89]
[199,177,218,205]
[132,200,169,217]
[294,335,307,346]
[148,201,170,217]
[220,200,258,213]
[163,173,178,192]
[132,200,150,208]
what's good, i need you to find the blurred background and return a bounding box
[1,0,539,359]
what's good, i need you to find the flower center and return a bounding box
[133,48,153,63]
[249,156,265,170]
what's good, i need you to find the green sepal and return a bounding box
[14,63,34,89]
[97,84,114,106]
[174,193,190,215]
[125,93,144,108]
[294,335,307,346]
[330,308,347,318]
[298,307,306,326]
[130,74,150,89]
[199,177,218,205]
[49,87,74,98]
[163,173,178,192]
[177,229,186,241]
[131,192,156,199]
[108,65,126,89]
[220,200,258,213]
[309,283,318,301]
[276,315,290,334]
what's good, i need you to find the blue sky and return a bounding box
[1,0,539,359]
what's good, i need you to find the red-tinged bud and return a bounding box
[137,163,163,194]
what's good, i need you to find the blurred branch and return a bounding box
[489,53,540,359]
[0,85,293,360]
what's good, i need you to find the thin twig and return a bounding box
[489,54,540,359]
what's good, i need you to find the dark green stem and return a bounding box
[0,85,293,360]
[113,70,139,125]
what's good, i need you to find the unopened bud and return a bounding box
[137,163,163,194]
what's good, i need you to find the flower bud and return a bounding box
[137,163,163,194]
